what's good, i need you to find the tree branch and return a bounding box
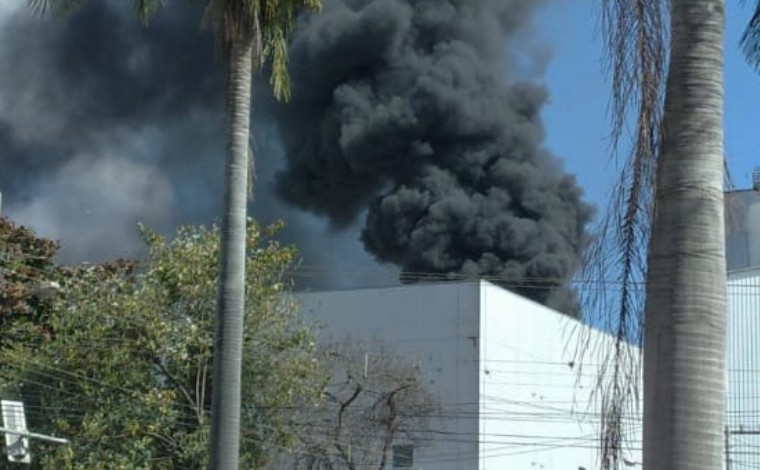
[196,358,209,424]
[153,357,203,424]
[331,383,363,470]
[376,384,409,470]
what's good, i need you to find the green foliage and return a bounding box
[0,217,62,349]
[201,0,322,101]
[258,0,322,101]
[0,220,324,469]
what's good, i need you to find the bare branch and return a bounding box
[332,383,363,470]
[286,340,436,469]
[376,385,408,470]
[196,358,209,424]
[153,357,204,424]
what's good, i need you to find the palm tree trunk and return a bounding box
[643,1,726,468]
[208,36,254,470]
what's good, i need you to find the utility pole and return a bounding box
[2,400,69,464]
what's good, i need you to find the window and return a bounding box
[393,445,414,469]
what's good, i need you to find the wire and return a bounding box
[5,239,760,465]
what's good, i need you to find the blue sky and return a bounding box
[537,1,760,211]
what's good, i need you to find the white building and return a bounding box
[726,269,760,467]
[725,188,760,466]
[298,280,641,469]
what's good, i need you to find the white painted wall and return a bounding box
[478,283,641,469]
[297,281,642,469]
[298,282,481,469]
[725,269,760,467]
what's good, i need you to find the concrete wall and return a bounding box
[296,281,642,469]
[720,189,760,466]
[298,282,482,469]
[726,270,760,467]
[478,283,641,469]
[726,190,760,271]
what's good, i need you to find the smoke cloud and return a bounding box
[0,1,222,261]
[14,154,175,261]
[273,0,593,307]
[0,0,593,304]
[0,1,396,288]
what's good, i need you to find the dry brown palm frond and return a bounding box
[573,1,668,469]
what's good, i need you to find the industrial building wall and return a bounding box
[478,282,642,469]
[297,282,482,469]
[726,190,760,271]
[294,271,760,467]
[726,269,760,468]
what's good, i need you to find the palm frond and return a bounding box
[577,1,668,469]
[27,0,88,17]
[28,0,164,24]
[202,0,260,56]
[263,26,292,101]
[202,0,320,101]
[134,0,165,25]
[741,0,760,68]
[27,0,49,14]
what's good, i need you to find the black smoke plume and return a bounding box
[0,0,593,304]
[0,1,398,289]
[273,0,594,309]
[0,2,223,260]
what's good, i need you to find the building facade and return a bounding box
[725,188,760,467]
[297,281,641,469]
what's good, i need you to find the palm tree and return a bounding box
[28,0,321,468]
[641,2,727,467]
[585,0,760,468]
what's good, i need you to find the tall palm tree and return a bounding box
[641,2,727,468]
[586,0,760,468]
[28,1,321,469]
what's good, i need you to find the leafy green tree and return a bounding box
[0,217,61,349]
[27,1,323,466]
[0,220,324,469]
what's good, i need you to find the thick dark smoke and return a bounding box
[0,1,222,259]
[0,0,593,304]
[0,1,397,289]
[273,0,594,309]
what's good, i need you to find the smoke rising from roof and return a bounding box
[0,0,593,304]
[0,1,394,288]
[273,0,593,308]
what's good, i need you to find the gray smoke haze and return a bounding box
[0,0,593,303]
[274,0,593,307]
[0,1,396,288]
[0,1,221,259]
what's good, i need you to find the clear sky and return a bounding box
[537,1,760,212]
